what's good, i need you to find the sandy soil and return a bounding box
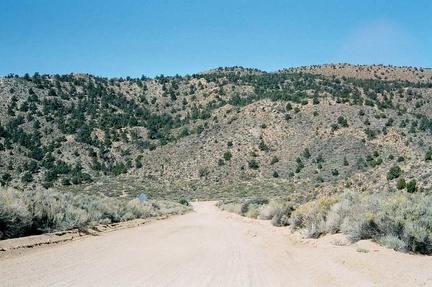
[0,201,431,286]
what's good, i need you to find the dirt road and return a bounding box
[1,201,431,286]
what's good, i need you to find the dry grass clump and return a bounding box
[289,191,432,254]
[0,187,191,240]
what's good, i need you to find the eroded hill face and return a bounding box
[0,65,431,199]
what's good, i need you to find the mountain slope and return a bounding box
[0,65,431,198]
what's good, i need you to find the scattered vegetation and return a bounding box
[2,64,432,255]
[0,187,191,240]
[288,191,432,254]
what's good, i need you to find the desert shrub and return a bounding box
[396,178,406,189]
[343,156,349,166]
[258,140,269,151]
[303,148,311,159]
[125,199,151,219]
[337,116,349,127]
[406,179,417,193]
[217,200,242,214]
[290,196,338,238]
[387,166,402,180]
[248,160,259,170]
[425,149,432,161]
[289,191,432,254]
[258,201,283,220]
[56,205,89,231]
[378,235,407,252]
[364,128,379,139]
[240,198,269,216]
[246,205,260,219]
[0,188,32,239]
[270,156,279,165]
[0,187,191,240]
[324,198,353,234]
[149,200,191,217]
[330,123,339,132]
[178,199,189,206]
[198,167,210,177]
[223,151,232,161]
[271,202,295,227]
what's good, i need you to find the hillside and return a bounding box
[0,64,432,199]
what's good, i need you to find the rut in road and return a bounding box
[1,201,431,287]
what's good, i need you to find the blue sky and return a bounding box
[1,0,431,78]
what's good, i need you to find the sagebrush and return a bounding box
[0,187,191,240]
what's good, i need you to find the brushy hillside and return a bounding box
[0,64,431,196]
[1,64,432,251]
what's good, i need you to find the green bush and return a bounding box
[425,149,432,161]
[270,156,279,165]
[248,160,259,170]
[223,151,232,161]
[406,179,417,193]
[387,166,402,180]
[178,199,189,206]
[337,116,349,127]
[258,140,269,151]
[343,156,349,166]
[396,178,406,190]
